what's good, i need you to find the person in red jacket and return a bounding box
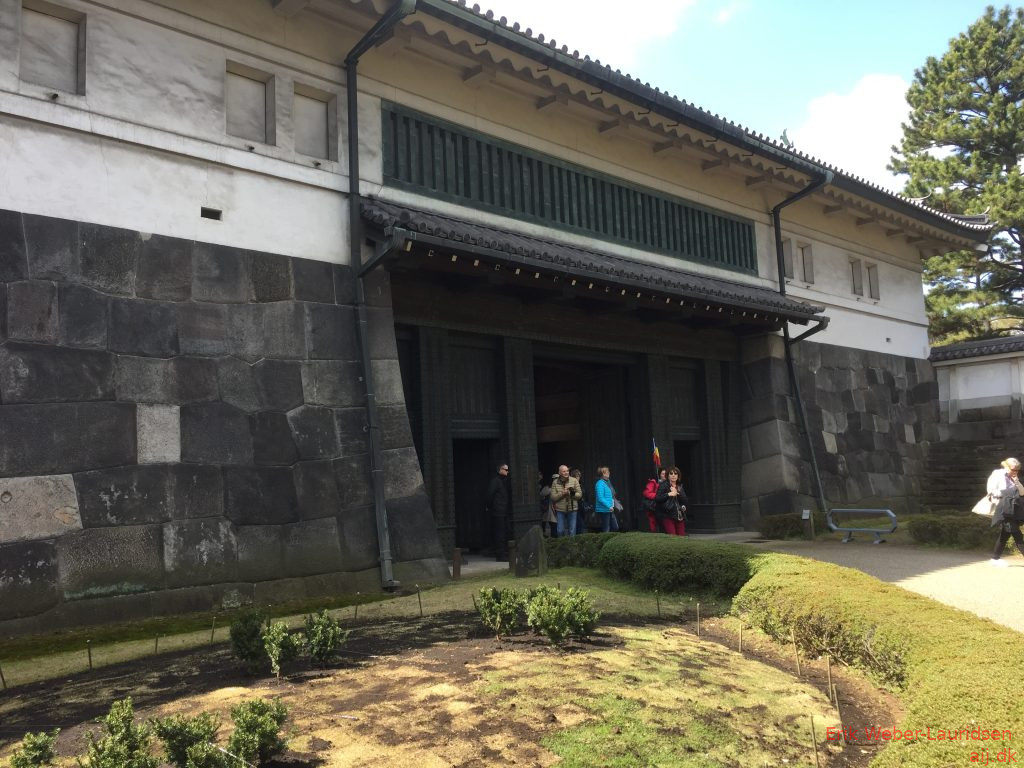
[654,466,688,536]
[642,469,667,532]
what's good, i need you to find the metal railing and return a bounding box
[826,508,897,544]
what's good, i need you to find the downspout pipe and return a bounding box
[345,0,417,590]
[771,171,834,534]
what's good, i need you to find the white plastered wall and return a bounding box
[935,355,1024,422]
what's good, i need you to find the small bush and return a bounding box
[561,587,600,638]
[907,514,991,548]
[181,741,228,768]
[545,532,618,567]
[226,699,288,766]
[10,730,58,768]
[153,713,220,768]
[79,698,158,768]
[758,511,826,539]
[229,609,267,672]
[304,610,348,667]
[525,586,600,645]
[476,587,528,636]
[262,621,302,678]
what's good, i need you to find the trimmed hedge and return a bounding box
[732,553,1024,768]
[545,532,619,568]
[907,513,996,549]
[596,532,752,596]
[758,511,827,540]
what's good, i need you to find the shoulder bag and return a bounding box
[972,494,996,517]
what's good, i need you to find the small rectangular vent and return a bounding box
[201,207,222,221]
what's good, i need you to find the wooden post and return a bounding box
[0,661,7,690]
[738,621,743,653]
[655,590,661,618]
[507,539,517,571]
[416,584,423,617]
[696,602,701,637]
[87,640,92,670]
[154,635,159,654]
[354,593,360,620]
[826,655,833,703]
[211,617,217,643]
[452,548,462,580]
[833,685,846,743]
[791,627,801,677]
[809,716,821,768]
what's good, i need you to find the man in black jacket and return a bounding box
[486,462,512,560]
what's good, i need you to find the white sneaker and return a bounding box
[990,559,1009,567]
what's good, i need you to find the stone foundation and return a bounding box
[0,208,446,633]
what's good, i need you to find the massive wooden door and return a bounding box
[580,368,633,527]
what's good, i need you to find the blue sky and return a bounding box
[478,0,989,191]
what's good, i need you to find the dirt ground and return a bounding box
[0,612,900,767]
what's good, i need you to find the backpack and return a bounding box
[641,478,658,514]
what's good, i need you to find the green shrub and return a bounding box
[561,587,600,638]
[181,741,228,768]
[524,586,600,644]
[304,610,349,667]
[476,587,528,636]
[907,513,991,548]
[79,698,158,768]
[545,532,618,567]
[10,730,58,768]
[758,511,826,539]
[261,621,302,678]
[597,532,753,596]
[225,699,288,766]
[152,713,220,768]
[229,609,267,672]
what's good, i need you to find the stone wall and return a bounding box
[0,208,446,634]
[740,334,938,523]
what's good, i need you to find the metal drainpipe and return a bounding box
[345,0,417,590]
[771,171,834,534]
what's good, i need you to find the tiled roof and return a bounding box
[930,337,1024,362]
[361,198,826,322]
[413,0,992,238]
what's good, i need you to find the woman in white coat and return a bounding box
[987,457,1024,567]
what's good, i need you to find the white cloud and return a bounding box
[477,0,696,71]
[790,73,910,194]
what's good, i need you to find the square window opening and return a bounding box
[20,1,86,95]
[850,258,864,296]
[225,62,275,145]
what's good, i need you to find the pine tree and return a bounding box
[890,5,1024,345]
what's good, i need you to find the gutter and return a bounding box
[771,171,834,534]
[345,0,418,590]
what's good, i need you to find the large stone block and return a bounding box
[115,356,219,404]
[58,525,164,600]
[181,402,253,464]
[361,266,390,308]
[109,299,180,356]
[387,491,442,561]
[0,403,136,476]
[24,212,79,281]
[7,280,57,343]
[254,359,304,411]
[178,303,228,355]
[236,524,284,581]
[292,257,335,303]
[294,460,342,520]
[192,243,252,303]
[137,404,181,464]
[284,517,342,576]
[137,234,192,301]
[223,467,299,524]
[302,360,365,406]
[334,454,372,509]
[741,454,799,499]
[333,264,356,305]
[0,540,59,620]
[170,464,224,519]
[334,407,370,456]
[382,446,424,500]
[0,343,114,403]
[379,405,413,450]
[163,519,237,588]
[366,306,399,360]
[250,252,292,302]
[0,474,81,544]
[305,303,357,360]
[371,359,405,406]
[218,357,261,412]
[58,284,109,349]
[336,504,379,571]
[742,357,789,399]
[287,405,340,460]
[251,411,300,465]
[79,222,139,296]
[0,208,28,281]
[226,303,306,361]
[75,465,174,526]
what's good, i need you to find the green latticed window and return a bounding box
[381,103,757,275]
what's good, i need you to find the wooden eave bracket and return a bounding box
[272,0,312,17]
[701,157,730,173]
[822,204,844,216]
[598,118,627,135]
[536,93,569,111]
[462,63,497,85]
[745,173,772,188]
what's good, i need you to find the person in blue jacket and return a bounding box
[594,466,615,533]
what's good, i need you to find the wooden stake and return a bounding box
[833,684,846,743]
[354,592,360,621]
[472,593,478,612]
[655,590,661,618]
[452,548,462,580]
[87,640,92,670]
[416,584,423,618]
[210,617,217,643]
[738,621,743,653]
[154,635,159,654]
[791,627,801,676]
[826,655,833,703]
[0,660,7,690]
[696,602,701,637]
[809,716,821,768]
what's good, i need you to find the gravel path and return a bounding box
[747,538,1024,633]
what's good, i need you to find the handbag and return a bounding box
[972,495,996,517]
[675,504,687,522]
